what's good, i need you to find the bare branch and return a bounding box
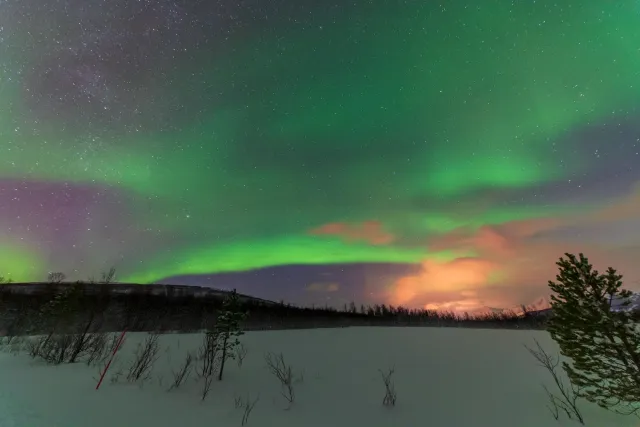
[168,352,193,391]
[47,272,66,284]
[235,394,259,426]
[126,332,160,383]
[196,331,221,401]
[264,352,295,408]
[379,367,397,407]
[525,340,584,424]
[236,342,248,368]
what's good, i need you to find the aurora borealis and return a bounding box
[1,0,640,311]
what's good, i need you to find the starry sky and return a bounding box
[1,0,640,312]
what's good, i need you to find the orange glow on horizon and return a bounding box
[390,257,498,310]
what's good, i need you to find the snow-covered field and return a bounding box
[0,327,635,427]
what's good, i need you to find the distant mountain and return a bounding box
[481,296,552,317]
[512,292,640,315]
[1,282,280,307]
[524,296,552,313]
[611,292,640,312]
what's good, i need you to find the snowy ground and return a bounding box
[0,327,636,427]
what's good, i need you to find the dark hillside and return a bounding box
[0,282,550,336]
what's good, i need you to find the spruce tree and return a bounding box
[40,281,83,332]
[216,289,247,381]
[547,253,640,416]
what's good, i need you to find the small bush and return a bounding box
[4,336,24,355]
[265,352,295,408]
[109,363,125,384]
[234,394,259,426]
[236,342,248,368]
[27,333,74,364]
[168,352,194,391]
[196,331,221,401]
[379,367,397,407]
[126,332,160,383]
[85,332,109,366]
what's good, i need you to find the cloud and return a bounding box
[306,282,340,293]
[582,182,640,224]
[390,257,504,312]
[309,221,395,245]
[391,257,498,305]
[389,184,640,313]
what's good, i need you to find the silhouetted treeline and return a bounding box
[0,282,550,335]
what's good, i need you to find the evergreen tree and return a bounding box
[547,253,640,416]
[40,281,83,332]
[215,289,247,381]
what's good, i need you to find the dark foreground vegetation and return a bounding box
[1,252,639,424]
[0,279,549,337]
[0,280,537,421]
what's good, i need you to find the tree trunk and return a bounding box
[68,312,94,363]
[218,334,228,381]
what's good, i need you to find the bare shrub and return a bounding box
[106,332,127,356]
[100,267,117,284]
[85,332,109,366]
[234,394,259,426]
[525,339,584,424]
[26,328,114,366]
[264,352,295,408]
[31,283,89,363]
[234,395,243,409]
[4,336,24,355]
[28,333,75,364]
[379,367,397,407]
[3,311,30,344]
[168,352,194,391]
[547,395,560,421]
[48,334,77,364]
[26,336,45,359]
[1,334,13,348]
[25,334,46,359]
[47,272,66,283]
[66,320,99,363]
[126,332,160,383]
[236,343,248,368]
[92,332,127,373]
[109,363,125,384]
[196,331,221,400]
[73,317,103,359]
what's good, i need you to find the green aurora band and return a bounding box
[0,0,639,283]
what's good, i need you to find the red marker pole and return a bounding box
[96,329,127,390]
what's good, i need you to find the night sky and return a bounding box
[1,0,639,312]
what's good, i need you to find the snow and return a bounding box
[0,327,636,427]
[612,292,640,312]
